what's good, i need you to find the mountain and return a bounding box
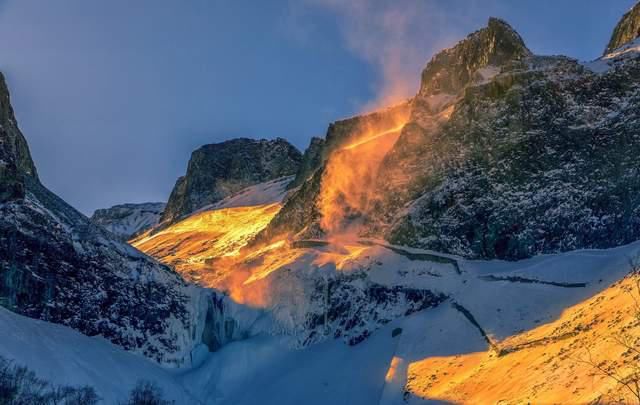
[286,101,412,191]
[91,202,166,240]
[131,177,293,280]
[161,138,303,224]
[605,2,640,55]
[5,5,640,404]
[254,101,412,244]
[255,16,640,261]
[377,17,640,260]
[134,12,640,352]
[19,225,640,404]
[0,72,223,366]
[0,73,37,202]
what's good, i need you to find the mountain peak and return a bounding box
[418,17,530,97]
[161,137,302,224]
[0,72,38,201]
[604,2,640,55]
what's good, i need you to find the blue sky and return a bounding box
[0,0,635,214]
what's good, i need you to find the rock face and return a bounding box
[417,18,531,98]
[377,17,640,260]
[605,2,640,55]
[91,202,166,240]
[287,102,412,191]
[256,14,640,261]
[0,73,209,366]
[0,73,37,202]
[161,138,302,224]
[286,137,325,190]
[253,101,412,243]
[301,273,446,346]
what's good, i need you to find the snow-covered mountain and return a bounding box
[161,138,303,225]
[132,6,640,402]
[6,237,640,404]
[5,3,640,404]
[257,15,640,261]
[91,202,166,240]
[0,72,237,367]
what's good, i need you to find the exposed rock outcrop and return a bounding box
[161,138,302,224]
[418,18,530,98]
[253,101,412,243]
[255,14,640,261]
[0,73,37,202]
[0,73,208,366]
[604,2,640,55]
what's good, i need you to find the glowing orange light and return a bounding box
[318,107,409,237]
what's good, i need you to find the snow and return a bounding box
[179,330,400,405]
[91,202,165,240]
[3,237,640,404]
[0,307,197,404]
[200,176,293,212]
[604,37,640,60]
[583,37,640,74]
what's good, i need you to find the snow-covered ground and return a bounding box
[0,307,197,404]
[2,238,640,404]
[200,176,293,212]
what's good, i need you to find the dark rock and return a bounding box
[418,18,530,98]
[0,73,37,203]
[381,53,640,259]
[253,101,412,243]
[254,15,640,261]
[287,137,325,190]
[161,138,302,224]
[0,74,201,365]
[301,272,446,347]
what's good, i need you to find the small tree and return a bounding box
[121,380,173,405]
[0,355,99,405]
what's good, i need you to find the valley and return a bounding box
[3,3,640,404]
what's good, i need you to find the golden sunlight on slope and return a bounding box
[217,240,386,308]
[131,203,281,281]
[406,274,640,404]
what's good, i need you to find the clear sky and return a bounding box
[0,0,635,215]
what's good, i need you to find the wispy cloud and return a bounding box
[291,0,495,111]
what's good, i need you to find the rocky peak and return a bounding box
[0,73,38,202]
[604,2,640,55]
[419,17,531,98]
[0,72,210,366]
[161,137,302,224]
[287,136,325,190]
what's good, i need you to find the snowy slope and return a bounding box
[0,307,197,404]
[405,272,640,403]
[91,202,165,240]
[4,239,640,404]
[131,177,293,282]
[206,176,293,210]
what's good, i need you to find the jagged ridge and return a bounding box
[161,138,302,224]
